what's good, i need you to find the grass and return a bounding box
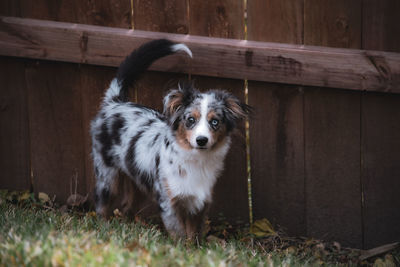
[0,199,307,267]
[0,192,398,266]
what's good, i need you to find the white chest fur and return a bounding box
[160,141,230,212]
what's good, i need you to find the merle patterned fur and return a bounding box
[91,39,250,239]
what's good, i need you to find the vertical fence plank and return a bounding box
[133,0,188,34]
[360,93,400,248]
[362,0,400,248]
[304,0,361,48]
[248,83,305,235]
[304,88,362,247]
[4,1,87,201]
[189,0,243,39]
[24,61,85,202]
[14,0,131,201]
[247,0,303,44]
[303,0,363,248]
[189,0,248,224]
[0,57,30,191]
[362,0,400,53]
[247,0,305,235]
[15,0,131,27]
[0,4,30,191]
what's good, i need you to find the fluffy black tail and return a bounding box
[115,39,192,101]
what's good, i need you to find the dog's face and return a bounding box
[163,83,250,151]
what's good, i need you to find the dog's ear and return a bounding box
[163,81,195,117]
[222,92,252,132]
[163,89,184,117]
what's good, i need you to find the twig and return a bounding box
[359,242,399,261]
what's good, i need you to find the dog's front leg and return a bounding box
[160,199,186,239]
[184,203,210,241]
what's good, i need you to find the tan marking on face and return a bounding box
[191,109,201,121]
[211,124,228,150]
[175,108,200,150]
[207,110,218,121]
[207,110,228,150]
[176,122,193,150]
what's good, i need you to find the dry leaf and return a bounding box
[87,211,97,217]
[250,218,276,237]
[18,191,30,202]
[113,208,122,217]
[38,192,50,203]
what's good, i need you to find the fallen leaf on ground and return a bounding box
[38,192,50,203]
[250,218,276,237]
[18,191,31,202]
[113,208,122,217]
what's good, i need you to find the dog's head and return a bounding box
[163,82,251,151]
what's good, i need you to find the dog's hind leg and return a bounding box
[94,165,118,218]
[119,174,147,218]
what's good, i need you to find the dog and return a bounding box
[91,39,250,239]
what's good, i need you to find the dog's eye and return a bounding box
[187,116,196,126]
[210,119,219,127]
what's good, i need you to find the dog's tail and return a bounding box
[104,39,192,102]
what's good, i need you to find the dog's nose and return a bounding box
[196,136,208,147]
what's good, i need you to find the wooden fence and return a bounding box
[0,0,399,249]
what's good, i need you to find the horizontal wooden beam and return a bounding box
[1,16,400,93]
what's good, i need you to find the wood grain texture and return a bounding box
[133,0,188,34]
[189,0,248,223]
[362,0,400,249]
[0,0,31,192]
[25,60,86,202]
[249,83,305,235]
[362,0,400,53]
[0,57,31,191]
[1,16,400,94]
[304,0,362,48]
[247,0,305,236]
[247,0,303,44]
[10,0,131,27]
[303,1,363,248]
[135,71,187,112]
[9,0,131,202]
[189,0,244,39]
[304,88,362,248]
[361,92,400,249]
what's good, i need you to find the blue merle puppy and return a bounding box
[91,39,250,239]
